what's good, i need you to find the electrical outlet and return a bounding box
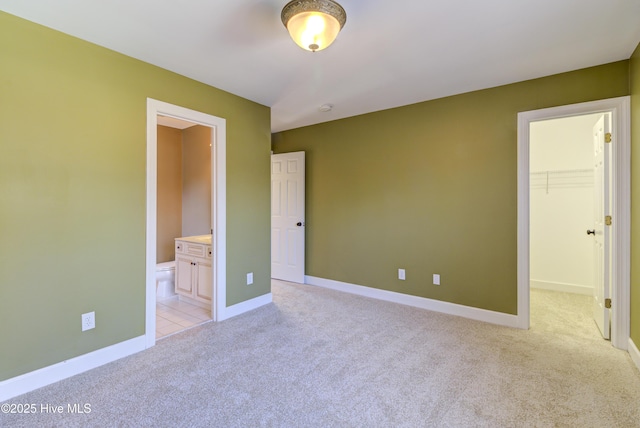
[247,272,253,285]
[82,311,95,331]
[398,269,406,280]
[433,274,441,285]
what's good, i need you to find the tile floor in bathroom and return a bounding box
[156,297,212,339]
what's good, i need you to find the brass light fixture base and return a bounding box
[281,0,347,52]
[281,0,347,29]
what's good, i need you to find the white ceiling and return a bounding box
[2,1,639,132]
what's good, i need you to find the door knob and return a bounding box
[587,229,595,235]
[296,222,303,227]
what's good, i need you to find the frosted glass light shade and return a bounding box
[282,0,346,52]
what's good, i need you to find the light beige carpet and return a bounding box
[1,281,638,427]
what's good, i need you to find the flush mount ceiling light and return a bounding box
[281,0,347,52]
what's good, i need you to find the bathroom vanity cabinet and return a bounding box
[174,236,212,309]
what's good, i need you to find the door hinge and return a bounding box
[605,132,612,143]
[605,215,612,226]
[605,298,612,309]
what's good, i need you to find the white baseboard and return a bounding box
[305,276,520,329]
[220,292,272,321]
[629,338,640,373]
[0,336,146,403]
[530,279,593,296]
[1,291,274,402]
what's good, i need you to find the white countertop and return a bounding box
[175,234,212,245]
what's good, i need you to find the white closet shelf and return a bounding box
[530,168,593,192]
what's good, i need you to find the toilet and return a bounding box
[155,261,176,300]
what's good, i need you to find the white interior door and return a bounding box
[271,152,305,283]
[592,113,611,339]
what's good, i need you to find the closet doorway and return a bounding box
[529,113,607,340]
[517,97,630,350]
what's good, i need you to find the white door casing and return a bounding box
[146,98,227,349]
[271,152,305,283]
[592,114,611,339]
[517,96,630,350]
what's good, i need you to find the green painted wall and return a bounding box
[273,61,629,315]
[630,42,640,348]
[0,12,271,381]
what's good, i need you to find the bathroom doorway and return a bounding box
[155,116,213,339]
[145,99,227,349]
